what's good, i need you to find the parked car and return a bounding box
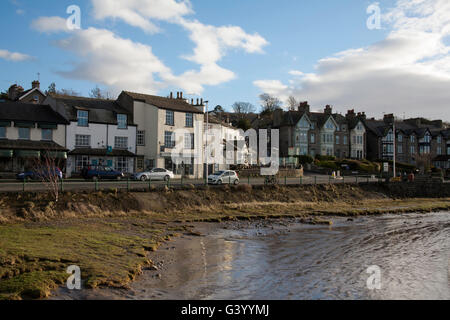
[81,166,124,181]
[208,170,239,185]
[16,167,63,181]
[133,168,174,182]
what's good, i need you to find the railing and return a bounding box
[0,174,445,193]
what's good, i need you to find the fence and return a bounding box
[0,174,443,193]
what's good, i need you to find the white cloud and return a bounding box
[91,0,193,34]
[31,16,69,34]
[254,0,450,121]
[55,27,172,95]
[32,0,268,96]
[0,49,32,62]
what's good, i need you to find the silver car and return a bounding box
[134,168,174,181]
[208,170,239,185]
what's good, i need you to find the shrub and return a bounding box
[315,155,336,161]
[316,160,339,170]
[296,155,314,164]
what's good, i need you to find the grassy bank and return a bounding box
[0,184,449,299]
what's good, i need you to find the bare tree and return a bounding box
[232,102,256,116]
[33,150,62,203]
[57,88,80,97]
[286,96,298,111]
[259,93,282,114]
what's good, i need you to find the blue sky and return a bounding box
[1,0,449,121]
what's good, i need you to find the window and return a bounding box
[310,133,315,144]
[325,121,335,130]
[75,155,89,172]
[18,127,30,140]
[185,113,193,127]
[437,146,442,155]
[410,146,415,154]
[398,134,403,142]
[137,130,145,146]
[447,146,450,155]
[137,157,144,171]
[184,133,194,150]
[411,136,415,143]
[398,145,403,154]
[356,123,363,131]
[420,145,430,154]
[77,110,89,127]
[75,134,91,147]
[164,131,175,148]
[336,135,340,145]
[115,157,129,172]
[343,136,348,145]
[114,137,128,149]
[437,136,442,144]
[117,114,127,129]
[299,132,307,143]
[310,123,315,130]
[166,110,174,126]
[41,129,52,141]
[0,126,6,139]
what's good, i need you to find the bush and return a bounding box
[315,155,336,161]
[315,160,339,170]
[296,155,314,164]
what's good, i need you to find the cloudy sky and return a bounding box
[1,0,449,120]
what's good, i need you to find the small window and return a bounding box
[42,129,52,141]
[164,131,175,148]
[166,110,174,126]
[184,133,194,150]
[0,126,6,139]
[114,137,128,149]
[137,130,145,146]
[117,114,127,129]
[18,127,30,140]
[77,110,89,127]
[185,113,193,127]
[75,134,91,147]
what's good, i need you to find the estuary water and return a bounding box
[54,212,450,300]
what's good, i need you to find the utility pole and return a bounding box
[205,100,209,181]
[393,118,396,179]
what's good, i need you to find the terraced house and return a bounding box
[45,95,137,178]
[118,91,205,179]
[0,101,68,177]
[274,103,367,165]
[365,114,449,171]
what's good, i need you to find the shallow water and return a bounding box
[54,212,450,300]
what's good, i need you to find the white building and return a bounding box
[118,91,205,179]
[45,95,137,177]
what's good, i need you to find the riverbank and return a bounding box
[1,183,449,299]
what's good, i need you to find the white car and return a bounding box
[134,168,174,182]
[208,170,239,185]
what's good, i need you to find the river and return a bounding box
[54,212,450,300]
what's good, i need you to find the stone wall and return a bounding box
[381,181,450,198]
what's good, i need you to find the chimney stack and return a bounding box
[176,92,180,99]
[201,98,203,105]
[180,92,183,99]
[191,99,194,105]
[170,92,173,99]
[196,98,199,105]
[383,114,395,124]
[324,105,332,115]
[298,101,310,113]
[32,80,40,89]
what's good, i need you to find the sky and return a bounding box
[1,0,449,121]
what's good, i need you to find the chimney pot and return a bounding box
[180,92,183,99]
[201,98,203,105]
[196,98,199,105]
[170,92,173,99]
[32,80,40,89]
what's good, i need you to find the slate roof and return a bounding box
[122,91,204,114]
[364,118,441,138]
[48,94,133,125]
[0,102,69,124]
[0,139,66,151]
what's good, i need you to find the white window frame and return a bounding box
[77,110,89,127]
[75,134,91,147]
[18,127,30,140]
[137,130,145,146]
[41,128,53,141]
[114,136,128,150]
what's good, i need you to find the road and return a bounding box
[0,174,385,193]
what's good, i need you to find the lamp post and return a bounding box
[393,119,396,179]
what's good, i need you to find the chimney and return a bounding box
[8,84,24,101]
[324,105,332,115]
[273,109,284,127]
[180,92,183,99]
[170,92,173,99]
[176,92,180,99]
[191,99,194,105]
[196,98,199,105]
[298,101,310,113]
[201,98,203,105]
[32,80,40,89]
[346,109,356,119]
[383,114,395,124]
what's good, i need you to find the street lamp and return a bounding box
[205,100,209,182]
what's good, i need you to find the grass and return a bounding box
[0,184,449,299]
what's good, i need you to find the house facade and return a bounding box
[274,103,367,165]
[0,101,68,177]
[118,91,205,179]
[45,95,137,177]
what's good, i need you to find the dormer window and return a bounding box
[117,114,127,129]
[77,110,89,127]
